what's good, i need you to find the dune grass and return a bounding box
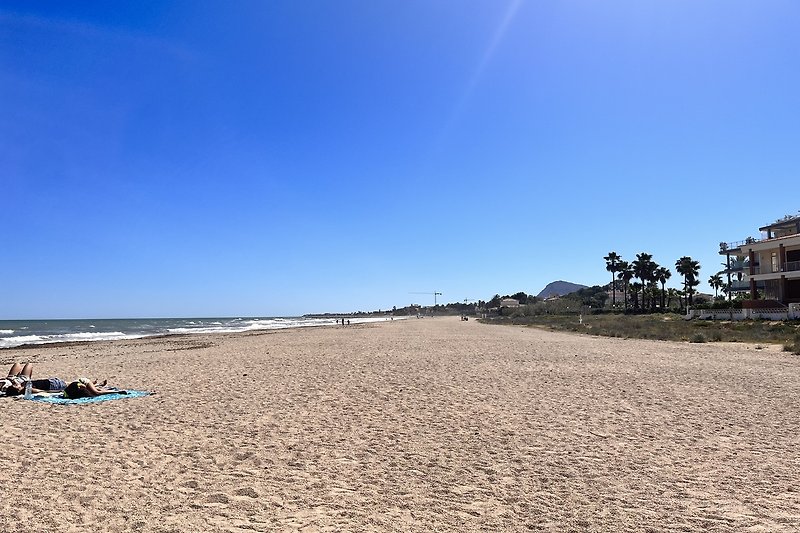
[483,313,800,350]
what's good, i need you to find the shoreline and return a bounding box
[0,315,404,350]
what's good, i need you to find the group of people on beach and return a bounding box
[0,362,127,399]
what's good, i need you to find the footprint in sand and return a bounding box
[234,487,260,499]
[206,493,230,504]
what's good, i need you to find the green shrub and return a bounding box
[785,333,800,354]
[490,313,799,349]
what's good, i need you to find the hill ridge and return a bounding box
[536,280,588,299]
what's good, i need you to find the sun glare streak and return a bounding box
[435,0,524,149]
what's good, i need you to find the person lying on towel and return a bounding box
[63,378,128,399]
[1,362,67,396]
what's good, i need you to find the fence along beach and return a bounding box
[1,317,799,531]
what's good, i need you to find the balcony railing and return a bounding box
[728,280,750,291]
[749,261,800,274]
[723,261,748,272]
[721,228,800,252]
[720,238,760,252]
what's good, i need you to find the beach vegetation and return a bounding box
[675,256,702,310]
[708,273,724,298]
[783,333,800,354]
[616,261,634,311]
[604,251,621,308]
[601,252,701,314]
[482,311,800,349]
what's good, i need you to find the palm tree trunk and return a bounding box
[623,283,628,311]
[683,276,688,310]
[611,272,616,308]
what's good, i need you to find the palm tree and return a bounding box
[604,252,621,309]
[675,256,701,309]
[709,273,723,298]
[648,261,661,312]
[632,253,655,311]
[656,266,671,310]
[666,288,678,309]
[629,282,642,311]
[617,261,633,311]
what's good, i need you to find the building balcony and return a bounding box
[760,215,800,239]
[759,262,800,274]
[720,238,760,253]
[723,260,749,272]
[720,226,800,254]
[728,280,750,292]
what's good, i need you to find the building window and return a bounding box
[772,252,779,273]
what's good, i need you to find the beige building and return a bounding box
[720,215,800,305]
[499,298,520,308]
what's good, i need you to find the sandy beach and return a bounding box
[1,317,800,532]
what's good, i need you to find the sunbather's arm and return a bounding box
[83,382,126,396]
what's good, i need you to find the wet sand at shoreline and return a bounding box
[1,316,799,532]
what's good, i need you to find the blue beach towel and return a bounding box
[28,390,151,404]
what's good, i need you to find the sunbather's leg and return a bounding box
[20,363,33,379]
[7,363,23,377]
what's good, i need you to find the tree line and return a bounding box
[604,252,702,312]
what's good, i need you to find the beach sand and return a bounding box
[1,316,800,532]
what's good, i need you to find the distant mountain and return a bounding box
[536,280,588,299]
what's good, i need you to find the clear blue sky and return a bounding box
[2,1,799,318]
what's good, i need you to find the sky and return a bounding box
[2,1,799,319]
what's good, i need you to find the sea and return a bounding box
[0,316,398,349]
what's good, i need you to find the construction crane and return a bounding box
[410,291,443,306]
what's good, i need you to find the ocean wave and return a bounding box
[0,331,139,349]
[167,326,245,335]
[0,316,408,349]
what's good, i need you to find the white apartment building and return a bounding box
[720,215,800,305]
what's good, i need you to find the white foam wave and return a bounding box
[0,316,409,349]
[167,326,244,335]
[0,331,140,349]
